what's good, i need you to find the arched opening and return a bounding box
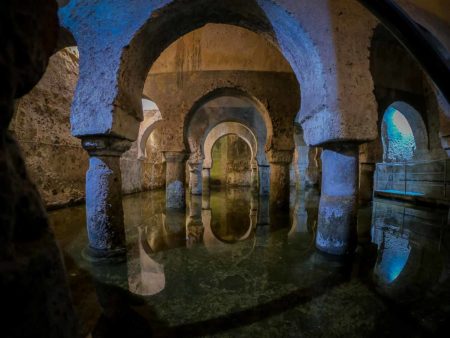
[210,134,253,188]
[137,98,163,159]
[183,89,273,165]
[382,107,417,162]
[381,102,429,163]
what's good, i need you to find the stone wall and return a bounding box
[9,47,88,208]
[10,47,164,207]
[210,135,252,186]
[370,24,447,163]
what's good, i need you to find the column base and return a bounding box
[82,246,127,264]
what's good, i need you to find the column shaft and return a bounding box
[164,151,187,209]
[202,167,211,194]
[269,150,293,211]
[316,144,359,255]
[83,137,131,261]
[188,161,203,195]
[258,165,270,196]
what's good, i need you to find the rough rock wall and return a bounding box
[0,1,78,336]
[210,135,252,186]
[10,47,164,205]
[10,47,88,208]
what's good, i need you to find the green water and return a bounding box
[50,188,450,337]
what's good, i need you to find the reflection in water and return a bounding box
[371,199,449,302]
[290,188,319,237]
[374,228,410,284]
[128,226,165,296]
[49,189,450,337]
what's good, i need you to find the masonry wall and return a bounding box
[210,135,252,187]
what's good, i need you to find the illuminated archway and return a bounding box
[381,102,428,162]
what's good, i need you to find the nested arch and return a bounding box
[185,87,272,164]
[203,122,259,169]
[85,0,323,140]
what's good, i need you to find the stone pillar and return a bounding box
[359,141,382,205]
[256,195,270,247]
[187,195,203,247]
[316,144,359,255]
[163,151,187,209]
[202,167,211,194]
[250,193,258,228]
[297,146,321,189]
[268,150,293,210]
[202,192,211,210]
[251,162,259,193]
[82,136,131,261]
[188,161,202,195]
[359,163,375,204]
[258,165,270,196]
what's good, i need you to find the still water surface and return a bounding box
[50,188,450,337]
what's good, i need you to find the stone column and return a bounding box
[256,195,270,247]
[202,167,211,194]
[250,193,259,228]
[359,163,375,204]
[268,150,293,211]
[188,161,203,195]
[297,146,321,189]
[316,144,359,255]
[163,151,187,209]
[187,195,203,247]
[82,136,131,261]
[359,141,382,205]
[258,165,270,196]
[251,162,259,193]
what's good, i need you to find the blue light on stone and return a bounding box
[376,232,411,284]
[383,107,416,162]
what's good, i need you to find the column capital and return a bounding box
[163,151,187,163]
[267,149,293,164]
[187,160,202,172]
[82,136,132,156]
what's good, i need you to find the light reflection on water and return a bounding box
[49,188,450,337]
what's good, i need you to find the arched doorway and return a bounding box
[381,102,429,162]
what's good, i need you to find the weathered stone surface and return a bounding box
[164,151,187,209]
[268,150,293,210]
[83,136,131,261]
[10,48,88,207]
[316,144,359,255]
[146,71,298,157]
[210,135,253,187]
[269,162,291,211]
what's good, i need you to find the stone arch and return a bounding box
[184,87,272,164]
[203,122,259,169]
[137,99,163,159]
[381,101,429,162]
[63,0,329,143]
